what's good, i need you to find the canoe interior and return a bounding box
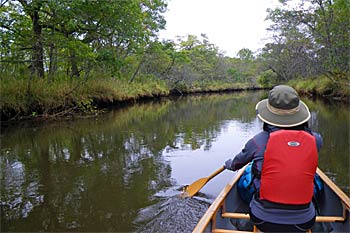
[196,168,349,233]
[313,176,349,232]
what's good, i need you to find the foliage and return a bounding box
[237,48,254,61]
[1,0,348,120]
[257,70,278,88]
[262,0,350,81]
[0,0,167,79]
[1,1,261,88]
[289,76,349,98]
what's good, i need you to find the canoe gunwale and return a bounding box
[316,168,350,210]
[193,165,248,232]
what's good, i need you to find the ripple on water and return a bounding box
[135,195,211,233]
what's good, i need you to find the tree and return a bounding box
[263,0,350,81]
[0,0,167,80]
[257,69,278,87]
[1,0,46,78]
[171,34,225,85]
[237,48,254,61]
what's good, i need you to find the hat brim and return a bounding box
[256,99,311,127]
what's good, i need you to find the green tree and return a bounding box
[170,34,223,86]
[237,48,254,61]
[257,69,278,87]
[0,0,167,80]
[263,0,350,81]
[227,67,244,82]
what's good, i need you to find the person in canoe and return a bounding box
[224,85,323,232]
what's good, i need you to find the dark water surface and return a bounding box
[1,91,349,232]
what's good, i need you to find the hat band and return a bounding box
[267,102,300,115]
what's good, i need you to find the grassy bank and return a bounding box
[0,77,170,121]
[288,76,350,101]
[2,75,348,122]
[0,77,253,122]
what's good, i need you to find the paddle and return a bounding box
[183,166,225,197]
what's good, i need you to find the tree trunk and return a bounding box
[48,43,57,82]
[31,2,45,78]
[129,56,144,83]
[161,54,175,76]
[316,0,334,71]
[69,49,80,79]
[64,30,80,79]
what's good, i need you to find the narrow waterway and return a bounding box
[1,91,349,232]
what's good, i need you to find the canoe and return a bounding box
[193,165,350,233]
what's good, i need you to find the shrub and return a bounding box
[257,70,277,88]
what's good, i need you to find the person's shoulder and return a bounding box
[253,131,269,139]
[249,131,269,146]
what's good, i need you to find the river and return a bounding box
[1,91,349,232]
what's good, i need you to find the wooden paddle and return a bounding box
[183,166,225,197]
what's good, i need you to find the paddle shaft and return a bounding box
[207,166,225,180]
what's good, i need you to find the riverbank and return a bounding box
[0,77,255,122]
[289,76,350,102]
[1,76,348,123]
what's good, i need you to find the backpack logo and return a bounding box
[287,141,300,147]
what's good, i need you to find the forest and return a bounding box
[0,0,349,121]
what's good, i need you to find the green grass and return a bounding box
[3,75,314,121]
[0,77,171,120]
[288,75,350,98]
[2,74,347,121]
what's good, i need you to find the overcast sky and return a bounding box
[158,0,281,57]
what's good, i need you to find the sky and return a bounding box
[158,0,281,57]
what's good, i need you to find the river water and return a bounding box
[1,91,349,232]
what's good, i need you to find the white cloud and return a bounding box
[158,0,280,57]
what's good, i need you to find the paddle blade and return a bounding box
[183,167,225,197]
[183,177,209,197]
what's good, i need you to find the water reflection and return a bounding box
[1,92,348,232]
[306,99,350,192]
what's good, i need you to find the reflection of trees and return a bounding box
[162,92,259,151]
[0,91,261,231]
[1,117,172,231]
[306,99,349,195]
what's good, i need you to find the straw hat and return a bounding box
[255,85,311,127]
